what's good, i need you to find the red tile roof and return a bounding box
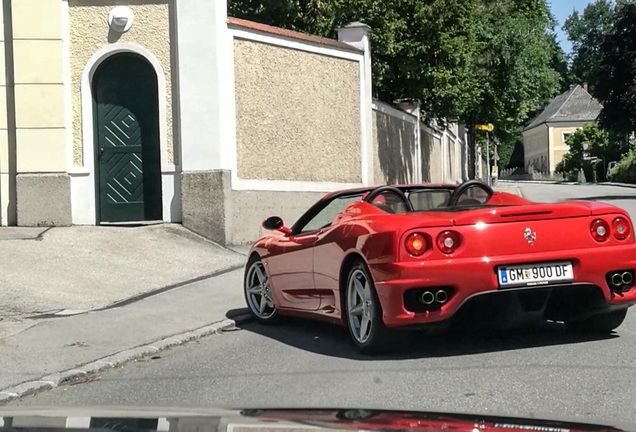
[227,17,363,53]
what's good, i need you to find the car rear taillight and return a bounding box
[436,230,461,255]
[591,219,610,242]
[405,233,427,256]
[612,216,631,240]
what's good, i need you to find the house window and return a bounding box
[562,132,572,143]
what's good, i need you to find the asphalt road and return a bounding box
[9,182,636,427]
[516,182,636,213]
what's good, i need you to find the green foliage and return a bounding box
[554,123,627,181]
[548,33,576,92]
[227,0,338,35]
[563,0,630,96]
[609,147,636,182]
[228,0,562,159]
[228,0,482,120]
[336,0,482,120]
[596,3,636,135]
[467,0,561,167]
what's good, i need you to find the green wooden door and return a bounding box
[93,53,162,223]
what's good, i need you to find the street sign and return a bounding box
[475,123,494,132]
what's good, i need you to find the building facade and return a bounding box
[0,1,465,245]
[522,84,603,174]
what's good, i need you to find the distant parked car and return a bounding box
[607,161,618,181]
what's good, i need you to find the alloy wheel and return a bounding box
[347,268,375,343]
[245,260,276,320]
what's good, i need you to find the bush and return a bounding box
[610,148,636,183]
[556,159,594,182]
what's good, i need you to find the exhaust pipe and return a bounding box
[611,273,623,287]
[622,271,633,285]
[419,291,435,305]
[435,289,448,304]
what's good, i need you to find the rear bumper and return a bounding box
[372,245,636,328]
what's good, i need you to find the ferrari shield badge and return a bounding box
[524,227,536,245]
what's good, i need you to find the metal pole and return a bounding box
[493,137,498,186]
[486,132,491,185]
[415,101,421,183]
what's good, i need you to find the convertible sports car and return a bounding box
[243,180,636,353]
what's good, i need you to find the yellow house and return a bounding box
[522,84,602,173]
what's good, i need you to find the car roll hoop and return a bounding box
[447,180,493,208]
[363,185,414,213]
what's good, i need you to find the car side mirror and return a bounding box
[262,216,291,235]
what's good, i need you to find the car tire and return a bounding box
[344,261,391,354]
[244,255,279,324]
[568,308,628,333]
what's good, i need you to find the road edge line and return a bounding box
[0,314,253,405]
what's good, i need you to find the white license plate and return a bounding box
[498,261,573,287]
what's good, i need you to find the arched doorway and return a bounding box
[92,53,162,223]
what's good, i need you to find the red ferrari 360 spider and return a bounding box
[243,180,636,353]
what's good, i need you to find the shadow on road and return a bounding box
[225,309,616,360]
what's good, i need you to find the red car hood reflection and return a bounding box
[239,409,626,432]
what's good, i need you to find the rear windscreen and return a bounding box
[407,190,452,211]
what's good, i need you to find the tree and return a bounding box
[555,122,626,180]
[466,0,560,166]
[337,0,483,121]
[562,0,629,96]
[227,0,563,167]
[596,2,636,135]
[228,0,482,121]
[548,32,575,92]
[227,0,338,36]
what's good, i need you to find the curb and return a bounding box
[598,182,636,189]
[497,180,578,185]
[0,313,253,405]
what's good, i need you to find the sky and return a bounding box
[549,0,594,54]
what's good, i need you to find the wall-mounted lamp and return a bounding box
[108,6,134,33]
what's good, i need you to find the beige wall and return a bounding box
[523,125,549,170]
[524,122,594,172]
[447,133,460,181]
[229,189,324,244]
[553,149,568,166]
[372,102,464,185]
[550,124,582,171]
[373,108,416,185]
[0,2,9,224]
[0,0,69,225]
[69,0,174,166]
[233,38,361,183]
[11,0,66,174]
[428,134,442,182]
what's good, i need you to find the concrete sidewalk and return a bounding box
[0,267,249,401]
[0,224,248,339]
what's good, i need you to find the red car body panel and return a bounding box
[242,409,625,432]
[248,184,636,329]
